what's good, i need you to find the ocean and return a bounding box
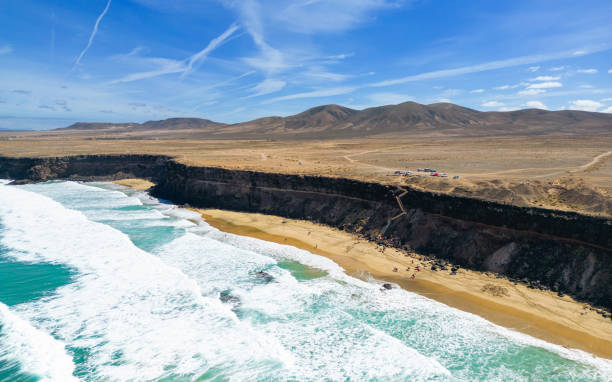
[0,180,610,381]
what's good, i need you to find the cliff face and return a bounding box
[0,155,169,182]
[1,155,610,310]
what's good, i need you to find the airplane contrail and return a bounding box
[74,0,112,66]
[182,23,240,77]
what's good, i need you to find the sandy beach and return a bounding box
[195,208,612,360]
[112,178,155,190]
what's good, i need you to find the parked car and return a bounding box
[453,175,460,179]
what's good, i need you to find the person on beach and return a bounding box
[416,266,420,272]
[411,274,416,279]
[393,267,398,272]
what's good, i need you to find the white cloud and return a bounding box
[0,44,12,55]
[602,106,612,113]
[601,97,612,102]
[227,1,288,74]
[517,89,545,96]
[481,101,504,107]
[609,69,612,74]
[110,57,186,84]
[248,78,286,97]
[368,92,412,105]
[577,68,598,74]
[264,86,356,103]
[549,66,565,71]
[494,84,520,90]
[74,0,112,66]
[440,88,463,97]
[527,81,562,89]
[530,76,560,81]
[568,99,603,112]
[523,100,547,110]
[579,84,594,89]
[573,50,586,56]
[370,47,606,87]
[272,0,398,34]
[528,66,540,72]
[327,53,354,60]
[470,89,484,93]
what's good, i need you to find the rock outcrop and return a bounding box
[1,154,610,310]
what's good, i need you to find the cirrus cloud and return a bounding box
[248,78,287,97]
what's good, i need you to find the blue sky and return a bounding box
[1,0,611,129]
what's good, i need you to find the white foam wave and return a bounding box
[192,222,348,277]
[21,181,143,209]
[156,231,452,380]
[190,217,612,378]
[0,302,78,382]
[0,186,291,380]
[162,207,206,223]
[4,181,610,381]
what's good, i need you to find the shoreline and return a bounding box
[112,178,155,191]
[195,208,612,360]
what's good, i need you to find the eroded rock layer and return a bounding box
[1,155,610,310]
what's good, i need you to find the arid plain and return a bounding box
[1,125,611,216]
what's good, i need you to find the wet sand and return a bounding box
[195,208,612,360]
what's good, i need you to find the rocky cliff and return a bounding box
[1,155,610,310]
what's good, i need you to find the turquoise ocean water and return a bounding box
[0,180,610,381]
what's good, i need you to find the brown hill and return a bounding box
[221,102,612,138]
[56,102,612,138]
[58,118,225,132]
[58,122,138,130]
[139,118,226,130]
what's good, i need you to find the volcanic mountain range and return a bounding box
[58,101,612,138]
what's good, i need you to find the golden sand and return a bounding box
[196,208,612,360]
[112,178,155,190]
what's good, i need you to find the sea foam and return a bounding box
[2,181,611,381]
[0,185,291,380]
[0,302,78,382]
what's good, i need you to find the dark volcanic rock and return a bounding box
[219,290,241,307]
[1,154,611,311]
[254,270,274,283]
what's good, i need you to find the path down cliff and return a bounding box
[0,154,610,311]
